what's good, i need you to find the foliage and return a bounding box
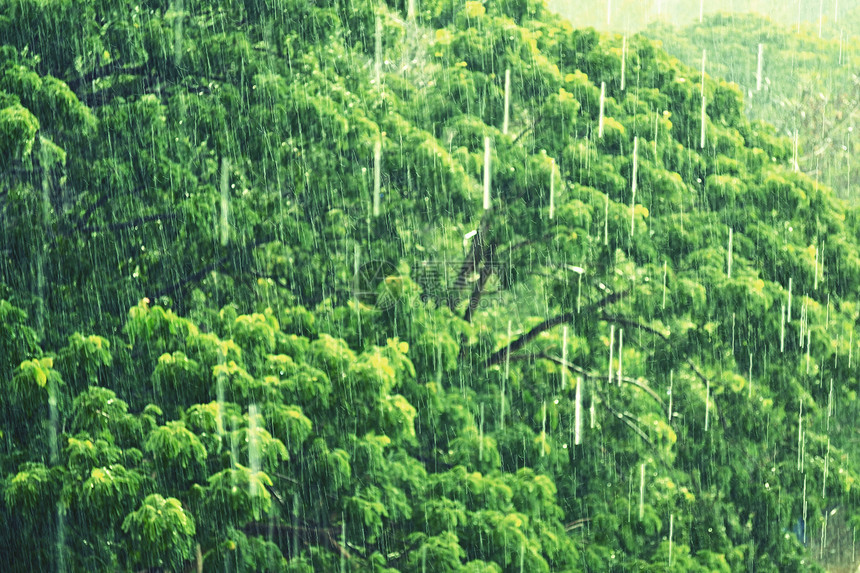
[1,0,859,571]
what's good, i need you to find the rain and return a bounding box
[3,0,860,571]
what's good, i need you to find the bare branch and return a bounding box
[462,243,496,323]
[448,217,492,311]
[486,289,629,367]
[242,521,352,560]
[151,237,271,301]
[528,352,666,413]
[599,313,669,340]
[564,517,592,532]
[599,314,727,433]
[66,63,148,92]
[80,212,178,234]
[595,386,655,447]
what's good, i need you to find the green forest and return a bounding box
[2,0,860,571]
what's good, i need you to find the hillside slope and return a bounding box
[1,0,859,571]
[645,11,860,201]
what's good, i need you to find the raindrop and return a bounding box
[598,82,606,139]
[373,138,382,217]
[668,371,673,422]
[220,157,230,246]
[483,136,492,210]
[354,245,362,339]
[662,261,667,309]
[341,514,347,572]
[630,137,638,237]
[731,312,736,355]
[230,416,239,473]
[819,0,824,37]
[638,463,645,520]
[540,401,547,457]
[173,0,184,67]
[756,43,763,92]
[727,227,733,278]
[823,438,830,498]
[704,376,710,432]
[503,69,511,135]
[589,395,596,429]
[796,0,802,33]
[603,194,609,246]
[700,50,706,149]
[375,14,382,86]
[249,404,260,496]
[748,353,753,399]
[668,513,674,566]
[575,377,583,446]
[821,514,828,561]
[216,374,226,439]
[793,130,800,172]
[653,111,659,155]
[780,303,786,353]
[620,36,627,91]
[577,271,583,312]
[49,376,66,573]
[814,245,820,290]
[787,277,793,322]
[479,402,485,462]
[293,493,300,555]
[561,326,568,390]
[797,400,803,471]
[549,158,555,220]
[608,325,615,386]
[803,476,808,543]
[617,328,624,386]
[502,320,511,430]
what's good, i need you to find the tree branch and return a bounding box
[75,191,114,232]
[486,289,630,367]
[80,212,178,234]
[564,517,592,532]
[595,386,655,447]
[448,217,491,311]
[151,237,271,301]
[522,352,666,414]
[599,313,669,340]
[599,314,728,434]
[242,521,351,561]
[462,242,496,323]
[66,62,149,92]
[511,125,532,143]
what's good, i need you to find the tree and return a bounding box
[2,0,860,571]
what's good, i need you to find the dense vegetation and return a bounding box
[2,0,860,571]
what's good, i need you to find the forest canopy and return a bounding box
[1,0,859,571]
